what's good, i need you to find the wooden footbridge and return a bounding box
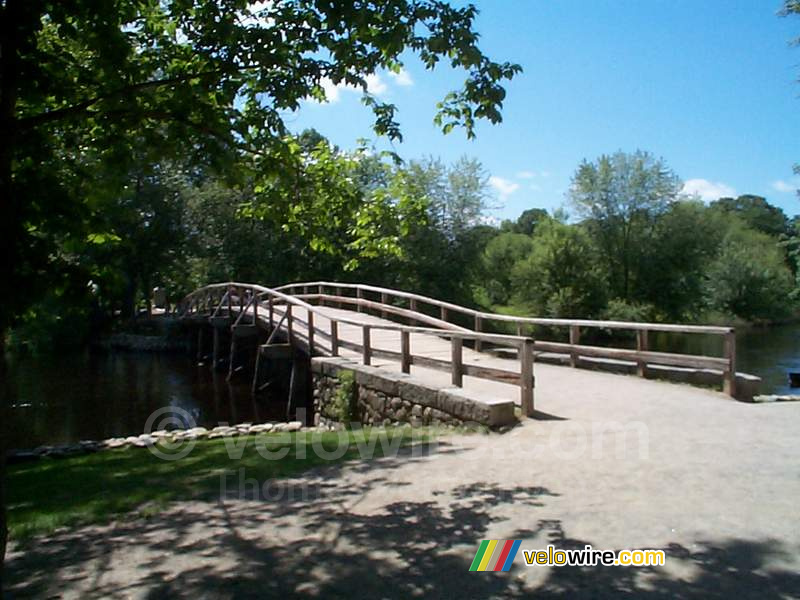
[176,282,743,423]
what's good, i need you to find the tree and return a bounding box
[500,208,549,235]
[480,232,534,305]
[569,150,683,302]
[704,223,795,321]
[511,219,607,318]
[709,195,789,238]
[0,0,521,583]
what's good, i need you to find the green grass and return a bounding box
[7,427,442,541]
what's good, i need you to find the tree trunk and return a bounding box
[0,336,8,595]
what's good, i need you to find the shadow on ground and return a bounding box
[5,441,800,599]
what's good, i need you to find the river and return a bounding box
[5,323,800,448]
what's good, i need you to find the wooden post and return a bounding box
[636,329,648,378]
[287,304,293,345]
[401,330,410,374]
[307,310,315,355]
[227,286,233,317]
[362,325,371,365]
[251,342,261,394]
[239,286,245,313]
[336,286,343,309]
[723,330,737,397]
[319,285,325,307]
[474,315,483,353]
[516,323,523,337]
[357,287,364,312]
[520,338,535,417]
[331,320,339,356]
[253,290,258,321]
[451,337,463,386]
[409,298,417,313]
[226,337,237,381]
[212,327,220,369]
[380,292,388,319]
[441,306,448,322]
[267,297,274,328]
[569,325,580,368]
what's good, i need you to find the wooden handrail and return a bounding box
[274,279,738,397]
[275,281,734,334]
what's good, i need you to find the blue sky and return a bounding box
[284,1,800,221]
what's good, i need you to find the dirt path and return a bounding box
[6,369,800,598]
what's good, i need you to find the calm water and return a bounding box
[650,322,800,396]
[5,351,289,449]
[5,323,800,448]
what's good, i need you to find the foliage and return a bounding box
[0,0,521,335]
[500,208,550,235]
[481,233,535,305]
[569,150,683,301]
[331,370,359,425]
[601,299,657,323]
[7,428,437,540]
[709,195,790,238]
[510,219,607,318]
[703,224,796,322]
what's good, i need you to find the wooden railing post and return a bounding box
[268,297,274,328]
[336,286,343,309]
[441,306,448,322]
[409,298,417,313]
[451,337,463,386]
[474,315,483,353]
[357,287,364,313]
[319,285,325,307]
[520,338,535,417]
[287,304,293,345]
[516,323,523,337]
[401,330,411,374]
[362,325,371,365]
[252,290,258,321]
[569,325,580,368]
[331,320,339,356]
[307,310,315,355]
[227,285,233,316]
[636,329,648,378]
[381,292,388,319]
[723,331,737,397]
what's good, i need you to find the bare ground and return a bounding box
[6,365,800,599]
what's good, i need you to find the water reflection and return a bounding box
[651,323,800,396]
[5,351,287,449]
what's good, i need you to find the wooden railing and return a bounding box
[276,281,738,397]
[176,282,536,415]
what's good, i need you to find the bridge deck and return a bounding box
[273,304,732,412]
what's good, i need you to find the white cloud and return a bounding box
[489,176,520,200]
[310,73,388,104]
[772,179,798,194]
[389,68,413,86]
[364,73,387,95]
[681,178,736,202]
[319,78,343,103]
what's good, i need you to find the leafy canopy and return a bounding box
[0,0,521,330]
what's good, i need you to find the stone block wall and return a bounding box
[311,357,517,428]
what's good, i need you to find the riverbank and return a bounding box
[6,426,448,541]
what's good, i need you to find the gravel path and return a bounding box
[6,367,800,599]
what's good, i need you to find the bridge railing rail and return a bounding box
[176,282,536,415]
[276,281,738,397]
